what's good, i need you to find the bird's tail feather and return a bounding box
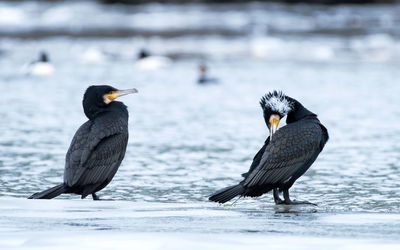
[28,184,68,199]
[209,184,245,203]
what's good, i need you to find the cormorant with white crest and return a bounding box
[209,91,328,205]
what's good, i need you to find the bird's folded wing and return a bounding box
[64,117,127,186]
[243,126,320,187]
[64,121,91,185]
[69,133,128,186]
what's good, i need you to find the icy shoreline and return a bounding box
[1,198,399,249]
[2,231,399,250]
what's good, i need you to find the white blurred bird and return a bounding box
[135,49,172,71]
[23,51,55,76]
[82,47,107,64]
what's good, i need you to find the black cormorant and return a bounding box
[29,85,138,200]
[209,91,328,205]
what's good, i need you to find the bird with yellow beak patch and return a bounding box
[209,91,329,206]
[29,85,138,200]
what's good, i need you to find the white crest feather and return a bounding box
[261,91,292,116]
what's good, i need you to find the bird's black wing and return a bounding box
[64,121,91,185]
[243,121,322,188]
[64,115,128,187]
[71,133,128,194]
[242,137,270,178]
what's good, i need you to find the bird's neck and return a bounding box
[286,99,316,124]
[85,101,128,121]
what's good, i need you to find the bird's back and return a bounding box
[243,118,324,191]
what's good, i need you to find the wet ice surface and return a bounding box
[1,1,400,249]
[1,198,400,249]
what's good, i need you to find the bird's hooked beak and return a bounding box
[103,88,138,104]
[269,114,280,140]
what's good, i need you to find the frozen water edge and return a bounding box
[1,232,400,250]
[1,198,399,249]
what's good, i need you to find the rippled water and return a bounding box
[1,41,399,212]
[0,0,400,247]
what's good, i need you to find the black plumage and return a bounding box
[209,91,328,205]
[29,85,137,200]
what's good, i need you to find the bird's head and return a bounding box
[260,90,293,139]
[39,51,49,62]
[199,63,207,74]
[83,85,138,120]
[138,49,150,59]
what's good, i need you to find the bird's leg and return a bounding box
[92,193,100,200]
[273,188,284,204]
[283,189,317,206]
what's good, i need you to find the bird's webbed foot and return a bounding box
[281,189,317,206]
[92,193,114,201]
[284,200,317,206]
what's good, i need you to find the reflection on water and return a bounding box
[0,0,399,244]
